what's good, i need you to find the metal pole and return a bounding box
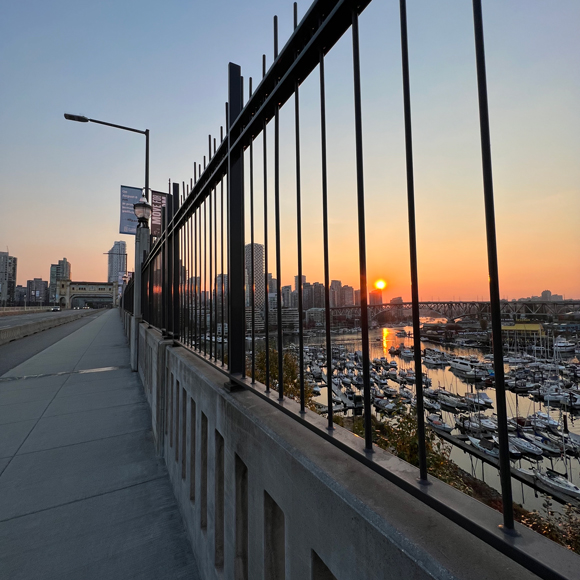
[250,132,256,382]
[172,182,180,340]
[294,79,305,413]
[351,11,372,451]
[145,130,149,201]
[319,48,334,429]
[472,0,514,531]
[274,107,284,399]
[227,62,245,378]
[399,0,428,481]
[263,122,270,392]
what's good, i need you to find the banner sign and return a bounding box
[119,185,142,235]
[150,190,168,237]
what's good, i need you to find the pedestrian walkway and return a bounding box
[0,309,200,579]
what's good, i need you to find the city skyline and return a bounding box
[1,1,578,300]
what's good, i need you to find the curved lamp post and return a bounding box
[64,113,151,371]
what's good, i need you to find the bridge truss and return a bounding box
[330,300,580,321]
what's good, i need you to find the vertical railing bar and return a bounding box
[263,122,270,391]
[193,208,197,350]
[179,187,183,342]
[294,2,298,29]
[186,207,189,347]
[351,10,372,451]
[167,192,174,338]
[194,162,197,185]
[250,129,256,382]
[198,204,202,351]
[472,0,514,532]
[214,185,217,360]
[294,77,305,413]
[190,213,194,348]
[151,258,154,326]
[274,16,279,60]
[209,189,213,360]
[399,0,428,481]
[221,178,225,366]
[173,183,180,340]
[204,198,208,357]
[188,198,192,348]
[224,175,229,370]
[274,107,284,399]
[319,47,333,428]
[161,205,167,335]
[181,186,185,343]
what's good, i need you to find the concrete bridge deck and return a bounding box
[0,309,200,579]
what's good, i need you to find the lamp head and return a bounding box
[64,113,89,122]
[134,193,152,226]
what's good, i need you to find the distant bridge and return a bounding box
[330,300,580,321]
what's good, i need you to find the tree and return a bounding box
[248,346,316,409]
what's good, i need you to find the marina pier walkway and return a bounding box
[0,309,200,579]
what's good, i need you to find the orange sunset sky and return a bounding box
[1,1,578,301]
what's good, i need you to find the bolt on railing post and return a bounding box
[227,62,245,380]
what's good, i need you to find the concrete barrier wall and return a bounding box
[0,307,48,317]
[0,310,94,346]
[133,321,548,580]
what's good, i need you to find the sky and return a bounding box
[1,0,578,301]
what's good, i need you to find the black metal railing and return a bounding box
[131,2,574,578]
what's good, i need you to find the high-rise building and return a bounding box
[294,275,306,292]
[27,278,48,304]
[108,241,127,283]
[49,258,72,303]
[281,285,292,308]
[303,282,313,311]
[369,288,382,305]
[312,282,325,308]
[14,285,26,306]
[341,285,354,306]
[0,251,17,306]
[330,280,342,307]
[244,243,265,310]
[354,289,361,305]
[268,275,277,295]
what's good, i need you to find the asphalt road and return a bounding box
[0,309,92,330]
[0,310,106,376]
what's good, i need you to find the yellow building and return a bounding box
[58,279,118,309]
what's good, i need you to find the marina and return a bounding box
[270,322,580,512]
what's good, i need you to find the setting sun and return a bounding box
[375,279,387,290]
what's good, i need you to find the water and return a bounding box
[266,323,580,513]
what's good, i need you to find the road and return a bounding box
[0,311,104,376]
[0,309,93,330]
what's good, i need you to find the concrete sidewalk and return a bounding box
[0,309,200,579]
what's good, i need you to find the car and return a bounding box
[51,306,60,312]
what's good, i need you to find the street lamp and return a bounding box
[134,193,152,223]
[64,113,151,371]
